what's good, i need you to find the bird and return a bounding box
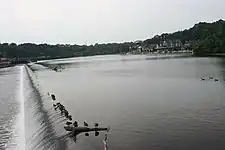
[51,94,56,101]
[73,121,78,127]
[66,121,72,125]
[84,121,88,127]
[68,115,72,121]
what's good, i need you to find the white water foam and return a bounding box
[18,66,26,150]
[7,66,26,150]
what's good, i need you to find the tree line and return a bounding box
[0,19,225,59]
[0,42,132,59]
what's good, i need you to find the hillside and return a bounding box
[144,19,225,55]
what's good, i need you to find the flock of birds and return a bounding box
[30,64,108,148]
[50,93,91,131]
[48,93,109,146]
[201,76,222,82]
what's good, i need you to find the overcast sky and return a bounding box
[0,0,225,45]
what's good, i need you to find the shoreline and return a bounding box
[2,52,225,69]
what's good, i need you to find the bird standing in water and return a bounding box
[51,94,56,100]
[84,121,88,127]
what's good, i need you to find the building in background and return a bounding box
[0,55,11,68]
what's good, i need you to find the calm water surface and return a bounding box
[1,55,225,150]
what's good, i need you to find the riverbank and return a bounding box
[194,53,225,57]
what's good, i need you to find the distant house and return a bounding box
[156,44,160,49]
[162,41,168,47]
[137,46,142,53]
[0,56,10,68]
[184,41,192,48]
[168,40,174,48]
[175,40,182,47]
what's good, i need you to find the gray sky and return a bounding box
[0,0,225,45]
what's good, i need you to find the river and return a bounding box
[1,55,225,150]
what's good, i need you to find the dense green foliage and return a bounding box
[0,42,132,59]
[144,19,225,55]
[0,19,225,59]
